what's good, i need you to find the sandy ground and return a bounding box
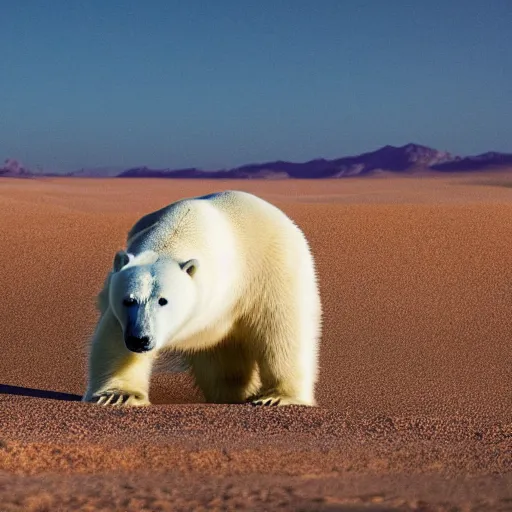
[0,174,511,511]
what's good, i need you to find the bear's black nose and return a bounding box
[125,335,153,353]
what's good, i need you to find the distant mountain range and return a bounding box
[0,158,32,178]
[2,144,512,179]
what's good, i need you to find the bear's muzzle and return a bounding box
[124,334,155,353]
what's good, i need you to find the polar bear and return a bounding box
[82,190,322,407]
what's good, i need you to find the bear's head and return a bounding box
[108,249,199,353]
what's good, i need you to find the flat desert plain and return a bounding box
[0,174,511,511]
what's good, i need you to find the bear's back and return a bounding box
[125,189,304,285]
[127,190,282,247]
[125,191,252,268]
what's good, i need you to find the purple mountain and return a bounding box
[0,158,31,178]
[430,152,512,171]
[117,143,459,179]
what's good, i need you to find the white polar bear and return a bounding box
[82,190,322,407]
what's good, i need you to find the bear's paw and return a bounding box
[85,390,150,407]
[247,394,311,407]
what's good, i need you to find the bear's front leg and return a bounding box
[82,309,155,407]
[249,302,319,407]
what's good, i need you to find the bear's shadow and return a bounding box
[0,384,82,402]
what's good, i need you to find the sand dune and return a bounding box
[0,175,511,511]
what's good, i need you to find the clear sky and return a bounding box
[1,1,511,172]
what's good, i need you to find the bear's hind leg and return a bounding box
[188,337,259,404]
[83,310,156,407]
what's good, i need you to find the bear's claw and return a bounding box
[248,396,282,406]
[248,394,313,406]
[94,393,128,406]
[86,391,150,407]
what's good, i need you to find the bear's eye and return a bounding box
[123,297,136,307]
[158,298,168,307]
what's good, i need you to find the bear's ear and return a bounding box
[180,258,199,278]
[113,250,133,272]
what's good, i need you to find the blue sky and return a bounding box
[1,0,510,172]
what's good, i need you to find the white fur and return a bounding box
[83,190,322,407]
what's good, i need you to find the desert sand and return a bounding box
[0,174,511,511]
